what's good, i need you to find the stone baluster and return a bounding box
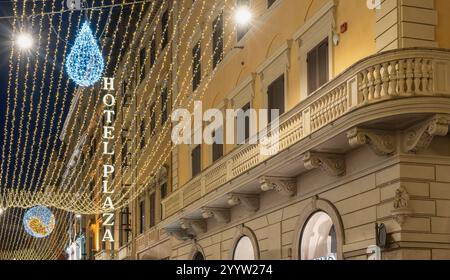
[388,61,398,96]
[406,59,414,95]
[421,59,430,94]
[374,64,382,99]
[398,60,406,95]
[367,67,375,101]
[381,62,389,98]
[414,58,423,94]
[359,70,369,103]
[428,60,434,93]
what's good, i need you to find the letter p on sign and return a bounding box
[367,0,381,10]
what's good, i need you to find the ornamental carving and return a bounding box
[180,218,207,235]
[201,207,230,223]
[259,176,297,197]
[227,193,260,212]
[165,228,192,241]
[391,186,413,226]
[347,127,396,156]
[404,114,450,153]
[303,152,345,177]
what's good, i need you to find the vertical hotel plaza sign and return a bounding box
[101,77,116,244]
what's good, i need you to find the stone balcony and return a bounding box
[117,243,133,260]
[94,250,117,260]
[160,48,450,238]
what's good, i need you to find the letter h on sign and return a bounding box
[103,77,115,91]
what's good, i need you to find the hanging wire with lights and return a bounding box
[0,0,249,259]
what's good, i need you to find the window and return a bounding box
[212,13,224,69]
[150,37,156,67]
[140,118,146,149]
[307,39,329,94]
[139,48,146,83]
[238,103,251,143]
[139,200,145,234]
[236,0,250,41]
[212,127,223,162]
[193,251,205,260]
[267,74,285,122]
[149,192,156,228]
[120,207,130,247]
[150,102,156,135]
[160,183,168,199]
[300,211,337,260]
[161,87,168,125]
[161,9,169,49]
[233,236,255,260]
[191,145,201,177]
[267,0,277,8]
[122,81,128,97]
[192,41,202,91]
[160,182,167,220]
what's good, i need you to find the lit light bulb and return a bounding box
[235,6,252,26]
[75,213,82,219]
[16,32,34,50]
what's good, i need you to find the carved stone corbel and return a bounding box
[260,176,297,197]
[227,193,260,212]
[347,127,396,156]
[180,218,207,235]
[303,152,345,177]
[391,186,413,226]
[165,228,192,241]
[201,207,230,223]
[404,114,450,153]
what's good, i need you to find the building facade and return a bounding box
[62,0,450,260]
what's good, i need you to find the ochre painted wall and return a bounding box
[176,0,377,186]
[436,0,450,49]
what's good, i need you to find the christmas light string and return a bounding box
[60,0,171,209]
[0,0,31,258]
[3,0,60,259]
[1,0,105,258]
[43,0,153,209]
[117,1,236,209]
[1,0,244,259]
[69,0,183,212]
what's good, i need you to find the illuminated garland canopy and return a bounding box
[22,206,56,238]
[66,21,104,87]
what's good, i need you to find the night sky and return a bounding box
[0,1,122,192]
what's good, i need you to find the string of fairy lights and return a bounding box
[0,0,254,259]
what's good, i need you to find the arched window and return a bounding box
[300,211,337,260]
[233,236,255,260]
[193,251,205,260]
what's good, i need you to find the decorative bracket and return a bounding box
[165,228,193,241]
[303,152,345,177]
[404,114,450,153]
[260,176,297,197]
[180,218,207,235]
[201,207,230,223]
[391,185,413,226]
[347,127,396,156]
[227,193,260,212]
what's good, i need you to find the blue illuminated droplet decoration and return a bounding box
[66,21,104,87]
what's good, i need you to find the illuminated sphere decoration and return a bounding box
[23,206,55,238]
[66,21,104,87]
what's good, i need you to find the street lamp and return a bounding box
[15,32,34,50]
[235,5,252,27]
